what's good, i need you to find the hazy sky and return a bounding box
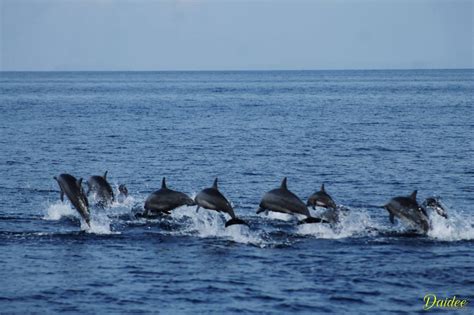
[1,0,472,71]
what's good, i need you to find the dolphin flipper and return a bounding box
[389,213,395,224]
[84,181,91,196]
[256,207,266,214]
[196,205,200,213]
[297,217,329,225]
[225,217,249,228]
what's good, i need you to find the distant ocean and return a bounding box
[0,70,472,314]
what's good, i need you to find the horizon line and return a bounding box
[1,67,473,73]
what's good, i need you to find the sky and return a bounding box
[0,0,472,71]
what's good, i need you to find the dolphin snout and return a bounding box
[186,199,196,206]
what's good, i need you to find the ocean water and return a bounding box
[0,70,472,314]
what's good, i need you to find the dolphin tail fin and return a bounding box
[225,217,249,228]
[297,217,329,225]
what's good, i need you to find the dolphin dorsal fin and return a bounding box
[321,184,325,192]
[162,177,167,189]
[212,178,218,189]
[103,171,108,179]
[281,177,288,190]
[410,190,417,200]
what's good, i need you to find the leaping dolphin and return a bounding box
[383,192,449,234]
[195,178,248,227]
[383,190,430,233]
[307,184,337,209]
[257,177,328,224]
[54,173,90,227]
[86,171,114,207]
[117,184,129,203]
[144,177,195,216]
[422,197,448,219]
[118,184,128,198]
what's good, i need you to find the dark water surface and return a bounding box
[0,70,473,314]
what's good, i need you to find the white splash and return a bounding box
[85,210,116,235]
[259,211,295,222]
[170,205,267,247]
[43,201,77,221]
[108,194,141,217]
[43,200,115,235]
[296,206,378,239]
[428,209,474,241]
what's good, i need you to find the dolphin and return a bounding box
[118,184,128,198]
[319,206,351,225]
[422,197,448,219]
[117,184,129,203]
[307,184,337,209]
[383,190,430,233]
[144,177,195,216]
[195,178,248,227]
[54,173,91,227]
[86,171,114,207]
[257,177,328,224]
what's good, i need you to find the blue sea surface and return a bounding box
[0,70,473,314]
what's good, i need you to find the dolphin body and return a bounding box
[144,178,195,216]
[307,184,337,209]
[86,171,114,207]
[257,178,328,224]
[195,178,248,227]
[383,190,430,233]
[54,173,91,226]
